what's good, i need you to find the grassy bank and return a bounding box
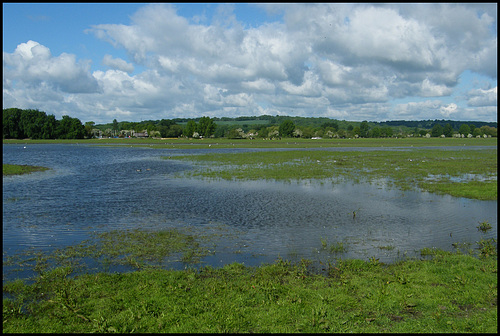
[3,223,497,333]
[3,164,50,176]
[3,251,497,333]
[168,148,497,200]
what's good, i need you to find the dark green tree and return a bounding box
[443,123,453,137]
[360,121,369,138]
[197,116,217,137]
[3,108,24,139]
[56,115,85,139]
[321,121,339,132]
[431,124,443,137]
[41,114,57,139]
[166,124,183,138]
[183,120,197,137]
[381,126,393,137]
[279,119,295,137]
[459,124,471,136]
[370,127,381,138]
[112,119,119,135]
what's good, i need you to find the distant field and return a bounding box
[3,136,497,148]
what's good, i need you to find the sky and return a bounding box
[3,3,497,124]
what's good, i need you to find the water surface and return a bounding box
[3,144,497,279]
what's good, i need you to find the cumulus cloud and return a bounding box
[466,87,497,107]
[102,54,134,73]
[3,3,497,123]
[439,103,458,118]
[3,40,99,94]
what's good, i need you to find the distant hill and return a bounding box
[99,115,497,131]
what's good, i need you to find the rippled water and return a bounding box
[3,144,497,279]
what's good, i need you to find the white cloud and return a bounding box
[102,54,134,73]
[466,87,497,107]
[3,40,100,94]
[3,3,497,123]
[439,103,458,118]
[420,78,453,97]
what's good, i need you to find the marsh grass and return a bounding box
[3,225,497,333]
[168,148,497,200]
[3,252,497,333]
[477,220,493,232]
[3,164,50,176]
[320,238,347,253]
[2,226,231,281]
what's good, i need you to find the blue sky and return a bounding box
[3,3,497,124]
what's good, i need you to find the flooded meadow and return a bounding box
[2,143,497,281]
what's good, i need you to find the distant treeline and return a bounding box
[98,115,496,139]
[3,108,86,139]
[3,108,497,140]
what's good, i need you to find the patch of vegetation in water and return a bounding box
[3,225,238,280]
[3,164,50,176]
[167,148,497,200]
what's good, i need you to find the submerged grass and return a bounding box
[3,252,497,333]
[3,226,231,281]
[167,148,497,200]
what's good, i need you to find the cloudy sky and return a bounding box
[3,3,497,124]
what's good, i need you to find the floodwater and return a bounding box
[3,144,497,280]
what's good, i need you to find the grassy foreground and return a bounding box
[3,164,50,176]
[3,252,497,333]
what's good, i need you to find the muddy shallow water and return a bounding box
[3,144,497,279]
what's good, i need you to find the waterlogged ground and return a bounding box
[2,143,497,282]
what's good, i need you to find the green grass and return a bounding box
[3,137,497,332]
[3,252,497,333]
[3,225,497,333]
[167,148,497,200]
[3,164,50,176]
[3,136,498,148]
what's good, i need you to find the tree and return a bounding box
[3,108,24,139]
[197,116,216,137]
[443,123,453,137]
[360,121,369,138]
[431,124,443,137]
[370,127,381,138]
[381,126,393,137]
[321,121,339,132]
[112,119,119,135]
[183,120,197,137]
[459,124,471,136]
[56,115,85,139]
[41,115,57,139]
[480,126,497,137]
[85,121,95,138]
[469,124,476,134]
[279,119,295,137]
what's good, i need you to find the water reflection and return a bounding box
[3,144,497,279]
